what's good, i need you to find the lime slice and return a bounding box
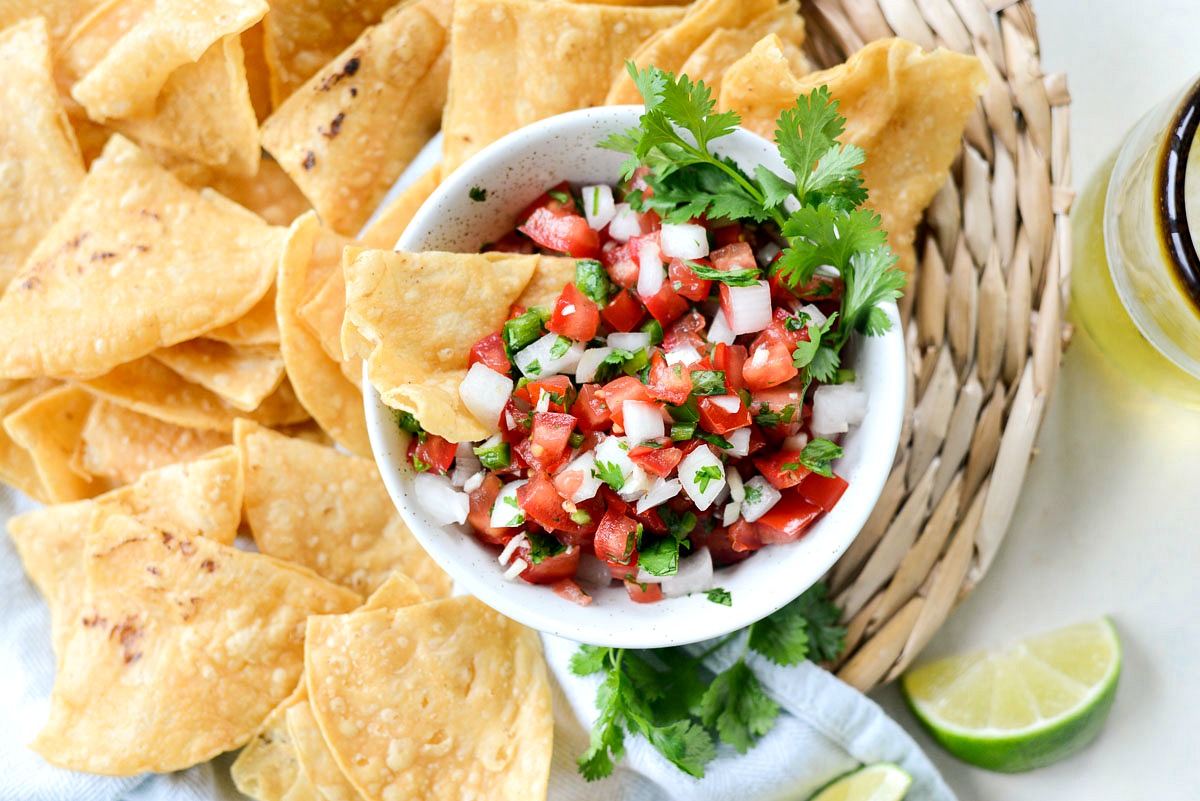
[900,617,1121,772]
[805,763,912,801]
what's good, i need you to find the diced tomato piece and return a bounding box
[629,442,684,477]
[640,281,689,326]
[499,398,532,444]
[693,521,755,563]
[517,541,581,584]
[754,490,822,543]
[624,579,663,603]
[798,472,849,512]
[468,475,515,546]
[484,230,536,254]
[601,375,653,429]
[512,375,573,412]
[662,310,707,353]
[551,577,593,606]
[594,507,639,569]
[742,340,799,391]
[529,412,576,467]
[752,315,803,353]
[516,473,575,532]
[599,289,646,332]
[709,241,757,272]
[520,181,580,220]
[469,332,511,376]
[749,384,805,434]
[645,351,692,405]
[571,384,611,432]
[518,206,600,259]
[711,343,747,394]
[770,270,845,302]
[753,449,812,489]
[601,240,640,289]
[712,222,745,248]
[547,283,600,342]
[667,258,712,301]
[728,518,765,553]
[697,395,752,434]
[514,438,567,475]
[408,434,456,474]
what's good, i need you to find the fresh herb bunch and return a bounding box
[601,63,906,387]
[570,582,846,780]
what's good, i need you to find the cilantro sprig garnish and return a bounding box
[571,582,846,780]
[601,63,906,386]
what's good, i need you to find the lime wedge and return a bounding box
[805,763,912,801]
[900,617,1121,772]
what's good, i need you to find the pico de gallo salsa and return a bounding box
[403,174,867,606]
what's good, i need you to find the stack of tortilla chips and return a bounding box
[0,0,985,797]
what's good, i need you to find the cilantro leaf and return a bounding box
[686,261,760,287]
[525,531,566,565]
[776,205,888,288]
[578,669,627,780]
[706,587,732,606]
[699,660,779,753]
[748,581,846,666]
[638,536,682,576]
[689,369,727,396]
[468,186,487,202]
[575,259,612,305]
[693,465,722,493]
[799,438,844,478]
[643,720,716,778]
[570,645,614,676]
[550,335,572,359]
[592,461,626,491]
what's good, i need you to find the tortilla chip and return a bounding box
[231,683,310,801]
[151,340,286,413]
[0,1,105,47]
[605,0,777,105]
[262,0,400,105]
[0,135,285,380]
[305,596,552,801]
[261,0,452,236]
[677,2,808,96]
[286,702,363,801]
[72,399,230,486]
[202,160,313,228]
[442,0,684,172]
[360,162,442,250]
[297,266,352,370]
[207,286,281,347]
[0,379,57,501]
[70,0,266,122]
[31,514,360,775]
[243,20,273,122]
[4,384,98,503]
[719,36,987,274]
[81,358,309,433]
[9,446,243,656]
[0,18,87,289]
[278,213,370,456]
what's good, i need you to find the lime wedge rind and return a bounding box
[805,762,913,801]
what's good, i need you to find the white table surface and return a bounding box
[870,2,1200,799]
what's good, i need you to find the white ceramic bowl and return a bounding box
[364,106,906,648]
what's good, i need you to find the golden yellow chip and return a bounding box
[206,286,282,347]
[242,20,273,122]
[151,340,286,413]
[202,160,313,228]
[0,135,285,380]
[236,420,451,598]
[605,0,778,105]
[72,399,231,486]
[676,2,808,96]
[360,162,442,250]
[9,446,243,656]
[231,683,310,801]
[442,0,685,172]
[720,36,987,274]
[286,702,363,801]
[262,0,452,236]
[0,18,87,288]
[305,596,552,801]
[0,1,105,47]
[32,514,360,775]
[70,0,266,122]
[4,384,98,503]
[278,212,371,456]
[0,379,56,501]
[343,248,577,442]
[297,265,353,372]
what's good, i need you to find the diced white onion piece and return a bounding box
[799,303,828,327]
[458,363,512,433]
[659,222,709,260]
[576,552,614,587]
[503,558,528,581]
[637,244,664,297]
[498,532,528,566]
[451,441,482,487]
[783,432,810,452]
[709,395,742,414]
[617,465,653,502]
[678,446,726,511]
[560,303,576,316]
[660,547,714,597]
[606,331,650,352]
[665,346,702,366]
[811,383,868,438]
[723,281,773,335]
[726,468,745,503]
[756,242,781,267]
[591,436,649,503]
[583,184,616,230]
[723,427,751,458]
[513,332,584,378]
[622,400,665,444]
[575,347,613,383]
[489,480,527,528]
[462,471,486,494]
[636,477,682,514]
[535,392,551,413]
[706,308,736,345]
[740,475,782,522]
[607,203,641,242]
[557,450,602,503]
[722,501,741,527]
[414,473,469,526]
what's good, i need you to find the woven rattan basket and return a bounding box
[798,0,1073,690]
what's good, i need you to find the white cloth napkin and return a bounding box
[1,481,954,801]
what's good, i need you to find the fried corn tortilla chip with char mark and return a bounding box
[305,596,553,801]
[719,36,988,275]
